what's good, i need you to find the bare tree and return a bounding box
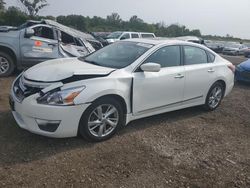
[19,0,48,16]
[0,0,5,11]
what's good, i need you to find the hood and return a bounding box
[239,59,250,71]
[24,58,115,82]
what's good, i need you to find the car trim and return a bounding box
[134,95,203,115]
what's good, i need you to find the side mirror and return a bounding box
[25,28,34,38]
[140,62,161,72]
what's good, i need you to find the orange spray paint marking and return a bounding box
[34,41,42,47]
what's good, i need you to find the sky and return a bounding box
[5,0,250,39]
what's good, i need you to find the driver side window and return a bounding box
[144,46,181,68]
[33,26,55,40]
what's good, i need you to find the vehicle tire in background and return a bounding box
[0,52,15,77]
[79,97,124,142]
[204,82,225,111]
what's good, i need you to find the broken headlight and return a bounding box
[37,86,85,106]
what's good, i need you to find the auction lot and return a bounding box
[0,55,249,187]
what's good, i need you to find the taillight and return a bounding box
[227,63,235,73]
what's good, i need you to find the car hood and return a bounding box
[239,59,250,71]
[24,58,115,82]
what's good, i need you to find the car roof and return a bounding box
[125,37,200,46]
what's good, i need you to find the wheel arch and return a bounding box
[0,45,17,65]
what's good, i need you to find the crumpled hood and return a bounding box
[24,58,115,82]
[239,59,250,71]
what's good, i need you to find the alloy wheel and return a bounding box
[208,86,223,109]
[88,104,119,138]
[0,57,10,74]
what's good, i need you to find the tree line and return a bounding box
[0,0,248,42]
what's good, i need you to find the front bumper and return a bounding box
[10,92,90,138]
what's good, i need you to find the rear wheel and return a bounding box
[0,52,15,77]
[204,82,225,111]
[79,97,124,142]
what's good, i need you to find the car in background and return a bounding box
[243,43,250,58]
[90,32,110,47]
[10,38,235,141]
[205,40,224,53]
[176,36,204,44]
[222,43,248,56]
[106,31,156,43]
[0,19,102,77]
[235,59,250,82]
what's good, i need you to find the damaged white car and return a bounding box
[9,39,235,141]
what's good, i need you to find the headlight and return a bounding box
[37,86,85,106]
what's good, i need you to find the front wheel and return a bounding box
[204,82,225,111]
[79,97,124,142]
[0,52,15,77]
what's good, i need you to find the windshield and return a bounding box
[106,32,123,39]
[80,41,153,69]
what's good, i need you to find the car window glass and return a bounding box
[131,33,139,38]
[121,33,130,39]
[184,46,208,65]
[141,34,154,38]
[144,46,181,68]
[33,26,54,40]
[208,52,215,62]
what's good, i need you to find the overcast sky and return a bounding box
[5,0,250,39]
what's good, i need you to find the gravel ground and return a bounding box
[0,55,249,188]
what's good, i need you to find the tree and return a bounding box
[19,0,48,16]
[106,13,122,24]
[0,0,5,11]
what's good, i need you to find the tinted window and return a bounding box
[131,33,139,38]
[144,46,181,68]
[184,46,208,65]
[141,34,154,38]
[33,26,54,40]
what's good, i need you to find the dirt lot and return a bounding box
[0,55,250,188]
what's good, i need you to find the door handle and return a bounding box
[208,68,215,73]
[174,74,184,79]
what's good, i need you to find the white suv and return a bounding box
[106,31,156,43]
[10,38,235,142]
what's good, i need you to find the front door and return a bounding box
[20,25,59,66]
[132,45,185,114]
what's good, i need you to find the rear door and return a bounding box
[20,25,59,66]
[183,45,217,102]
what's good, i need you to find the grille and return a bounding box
[13,77,42,102]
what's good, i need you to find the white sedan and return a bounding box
[9,39,235,141]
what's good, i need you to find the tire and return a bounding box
[79,97,124,142]
[204,82,225,111]
[0,51,15,77]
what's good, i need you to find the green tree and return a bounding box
[19,0,48,16]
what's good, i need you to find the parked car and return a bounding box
[106,31,156,43]
[205,40,224,53]
[243,43,250,58]
[0,19,102,77]
[90,32,110,47]
[9,39,235,141]
[222,43,248,56]
[235,59,250,82]
[176,36,204,44]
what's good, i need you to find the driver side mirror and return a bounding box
[140,62,161,72]
[25,28,34,38]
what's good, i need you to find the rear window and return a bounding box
[208,52,215,63]
[131,33,139,38]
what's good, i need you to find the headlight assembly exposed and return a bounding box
[37,86,85,106]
